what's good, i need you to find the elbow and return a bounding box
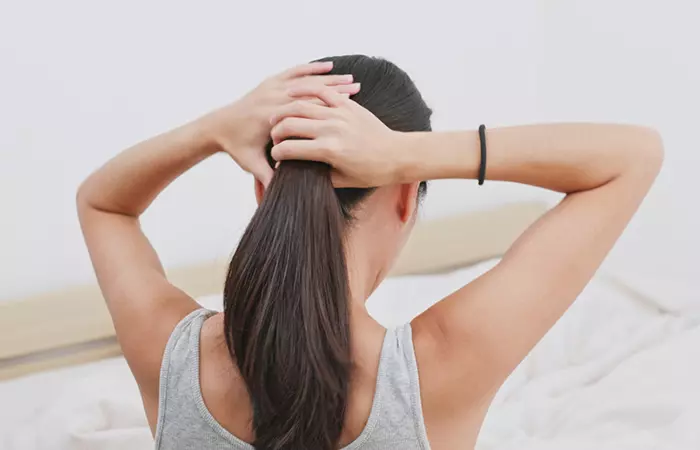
[76,172,105,218]
[75,179,93,218]
[603,126,664,189]
[619,126,664,180]
[75,176,141,218]
[638,126,665,172]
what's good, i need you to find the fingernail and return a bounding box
[342,74,354,82]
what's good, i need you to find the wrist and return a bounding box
[194,100,251,156]
[400,130,482,182]
[186,116,222,157]
[389,131,430,184]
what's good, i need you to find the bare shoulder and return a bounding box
[410,315,495,449]
[199,313,256,443]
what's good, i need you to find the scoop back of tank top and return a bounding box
[155,309,431,450]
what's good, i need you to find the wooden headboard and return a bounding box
[0,202,547,380]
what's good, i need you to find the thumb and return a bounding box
[248,159,274,188]
[330,172,362,188]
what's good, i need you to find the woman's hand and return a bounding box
[200,62,360,186]
[268,85,405,188]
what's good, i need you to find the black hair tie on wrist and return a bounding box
[478,124,487,185]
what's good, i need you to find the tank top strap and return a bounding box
[358,323,430,449]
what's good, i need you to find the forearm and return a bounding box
[77,119,216,217]
[399,123,663,193]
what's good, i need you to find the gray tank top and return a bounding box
[155,309,431,450]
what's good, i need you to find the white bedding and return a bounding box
[2,260,698,450]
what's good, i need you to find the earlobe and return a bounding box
[255,179,265,206]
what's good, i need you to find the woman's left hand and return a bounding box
[199,62,360,186]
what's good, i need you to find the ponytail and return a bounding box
[224,53,433,449]
[224,161,353,450]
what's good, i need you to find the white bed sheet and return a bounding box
[2,260,698,450]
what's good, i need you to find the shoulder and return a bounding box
[143,307,211,432]
[409,315,498,444]
[198,313,256,442]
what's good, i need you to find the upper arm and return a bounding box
[412,145,663,398]
[77,197,199,402]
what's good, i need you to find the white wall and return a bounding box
[537,0,700,299]
[0,0,544,300]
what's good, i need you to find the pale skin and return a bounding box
[78,61,664,449]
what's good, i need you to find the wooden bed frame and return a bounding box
[0,202,548,380]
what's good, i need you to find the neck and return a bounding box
[344,237,389,375]
[344,234,386,322]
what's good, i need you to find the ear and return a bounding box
[396,182,420,224]
[254,178,265,205]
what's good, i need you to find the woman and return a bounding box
[77,55,663,450]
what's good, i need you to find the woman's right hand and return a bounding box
[199,62,360,186]
[268,84,408,188]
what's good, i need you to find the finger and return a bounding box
[285,75,352,94]
[270,117,322,145]
[287,84,347,107]
[300,96,326,106]
[332,82,361,95]
[271,139,329,163]
[296,90,355,105]
[269,100,332,127]
[285,84,358,107]
[314,74,354,86]
[281,61,333,79]
[287,77,357,94]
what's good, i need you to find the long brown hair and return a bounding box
[223,55,432,450]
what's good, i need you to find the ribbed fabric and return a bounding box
[155,309,431,449]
